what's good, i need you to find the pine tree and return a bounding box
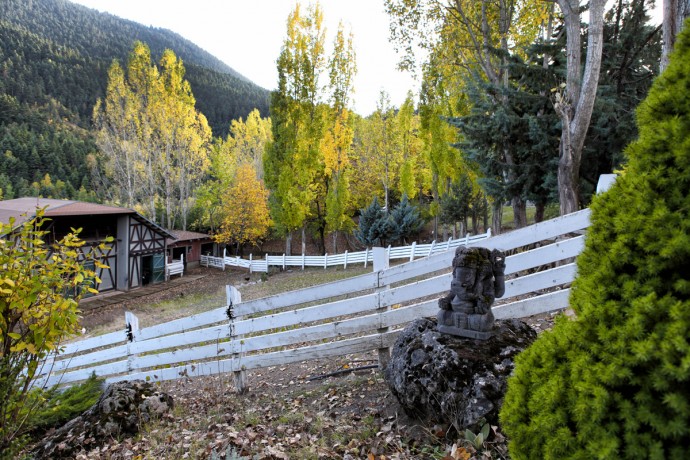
[500,19,690,460]
[389,194,424,245]
[354,197,391,248]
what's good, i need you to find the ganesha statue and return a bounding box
[437,246,506,340]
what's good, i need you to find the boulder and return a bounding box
[384,317,536,432]
[31,380,173,459]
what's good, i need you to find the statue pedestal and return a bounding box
[385,317,536,432]
[437,324,493,340]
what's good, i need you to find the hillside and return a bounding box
[0,0,270,199]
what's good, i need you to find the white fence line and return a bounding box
[38,210,589,389]
[204,231,492,273]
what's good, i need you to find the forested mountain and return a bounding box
[0,0,269,200]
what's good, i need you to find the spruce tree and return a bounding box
[500,19,690,460]
[355,197,390,248]
[389,194,424,245]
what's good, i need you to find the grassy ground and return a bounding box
[80,265,372,337]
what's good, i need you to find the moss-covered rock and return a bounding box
[500,19,690,460]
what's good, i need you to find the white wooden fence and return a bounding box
[202,231,492,273]
[37,210,589,390]
[165,254,184,279]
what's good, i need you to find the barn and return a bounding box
[0,197,174,293]
[166,229,215,269]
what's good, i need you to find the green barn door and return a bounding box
[152,253,165,283]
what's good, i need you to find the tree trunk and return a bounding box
[286,232,292,256]
[511,196,527,228]
[535,201,546,223]
[662,0,690,71]
[555,0,606,215]
[301,225,307,256]
[492,201,502,235]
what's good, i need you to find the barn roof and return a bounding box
[0,198,174,239]
[166,229,212,245]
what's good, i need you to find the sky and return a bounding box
[69,0,421,117]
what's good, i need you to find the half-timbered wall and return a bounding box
[128,218,167,289]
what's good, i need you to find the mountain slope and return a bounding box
[0,0,270,136]
[0,0,271,200]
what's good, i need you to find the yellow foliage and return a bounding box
[215,164,272,247]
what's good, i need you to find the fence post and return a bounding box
[222,247,226,271]
[364,247,369,268]
[465,233,470,246]
[226,285,246,393]
[265,253,269,273]
[373,247,391,370]
[302,252,305,270]
[446,237,451,250]
[124,311,140,373]
[344,250,348,269]
[324,253,328,269]
[429,240,436,256]
[249,254,253,274]
[409,241,416,262]
[180,253,184,277]
[282,254,286,270]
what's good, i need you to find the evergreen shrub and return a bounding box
[500,20,690,460]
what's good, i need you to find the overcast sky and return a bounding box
[70,0,421,116]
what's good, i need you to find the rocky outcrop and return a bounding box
[384,317,536,432]
[31,380,173,459]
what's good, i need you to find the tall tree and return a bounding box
[264,3,327,255]
[93,42,211,229]
[321,22,357,253]
[553,0,606,215]
[386,0,551,230]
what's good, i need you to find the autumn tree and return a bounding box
[386,0,551,229]
[371,91,399,210]
[264,3,327,255]
[395,92,426,200]
[93,41,211,229]
[214,163,271,255]
[196,110,272,232]
[321,22,356,252]
[0,209,109,455]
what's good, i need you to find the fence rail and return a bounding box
[202,231,492,273]
[38,210,590,390]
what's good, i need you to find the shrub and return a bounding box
[0,209,109,453]
[500,20,690,460]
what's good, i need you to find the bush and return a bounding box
[500,21,690,460]
[0,209,109,453]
